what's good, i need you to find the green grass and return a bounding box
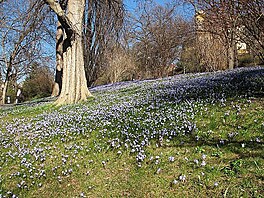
[1,97,263,197]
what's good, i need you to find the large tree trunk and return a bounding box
[52,22,64,97]
[45,0,92,105]
[56,36,91,104]
[56,0,91,105]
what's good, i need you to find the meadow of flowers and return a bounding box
[0,67,263,197]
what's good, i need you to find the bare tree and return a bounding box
[237,0,264,63]
[83,0,124,87]
[193,10,229,71]
[50,0,124,101]
[189,0,242,69]
[102,45,136,84]
[186,0,264,69]
[0,0,50,104]
[129,1,191,79]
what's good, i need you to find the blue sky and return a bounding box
[124,0,168,10]
[124,0,194,19]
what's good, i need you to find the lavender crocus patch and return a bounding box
[0,67,263,197]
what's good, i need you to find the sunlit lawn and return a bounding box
[0,67,263,197]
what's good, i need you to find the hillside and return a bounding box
[0,67,263,197]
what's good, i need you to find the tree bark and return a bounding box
[1,65,11,104]
[52,21,63,96]
[227,38,237,70]
[1,81,8,104]
[45,0,92,105]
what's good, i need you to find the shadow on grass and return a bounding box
[170,134,264,160]
[0,96,58,110]
[157,67,264,103]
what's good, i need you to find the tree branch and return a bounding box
[44,0,74,39]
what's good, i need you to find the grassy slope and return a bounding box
[0,68,263,197]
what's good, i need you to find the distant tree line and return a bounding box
[0,0,263,104]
